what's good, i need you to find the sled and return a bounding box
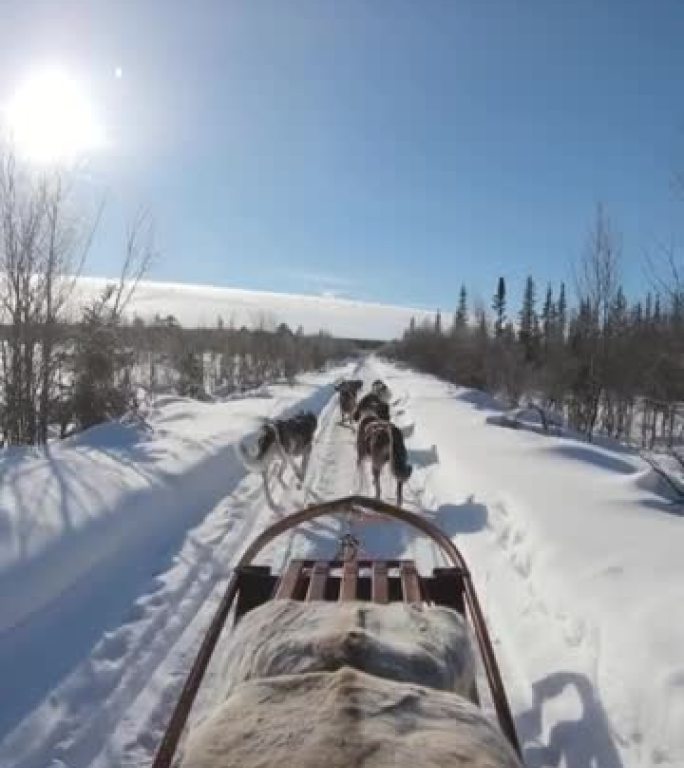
[151,495,522,767]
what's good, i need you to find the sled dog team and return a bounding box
[238,377,412,506]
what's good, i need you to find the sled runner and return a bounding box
[152,495,522,767]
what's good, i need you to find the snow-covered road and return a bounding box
[1,358,682,768]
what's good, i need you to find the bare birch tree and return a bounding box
[0,151,98,444]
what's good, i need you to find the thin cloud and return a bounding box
[295,271,356,288]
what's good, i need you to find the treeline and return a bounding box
[117,315,352,400]
[391,207,683,448]
[0,152,351,447]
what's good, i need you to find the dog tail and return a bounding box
[390,424,412,482]
[235,437,267,473]
[235,423,276,473]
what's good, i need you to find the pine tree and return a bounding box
[71,286,134,429]
[541,284,554,344]
[434,310,442,336]
[177,350,206,398]
[611,286,627,330]
[477,308,489,341]
[518,276,540,362]
[492,277,506,338]
[557,282,567,339]
[453,285,468,334]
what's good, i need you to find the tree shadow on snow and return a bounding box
[635,496,684,517]
[517,671,624,768]
[546,445,638,476]
[0,448,248,740]
[454,389,504,411]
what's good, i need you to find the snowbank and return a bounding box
[0,367,345,741]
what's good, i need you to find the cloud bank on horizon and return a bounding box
[74,277,444,340]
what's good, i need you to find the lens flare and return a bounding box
[4,66,105,163]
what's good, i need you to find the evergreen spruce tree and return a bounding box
[518,275,540,362]
[492,277,507,338]
[434,310,442,335]
[541,284,554,344]
[453,284,468,334]
[557,282,567,339]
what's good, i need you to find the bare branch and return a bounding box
[111,208,156,318]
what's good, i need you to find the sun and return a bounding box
[4,67,105,164]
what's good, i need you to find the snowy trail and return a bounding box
[100,359,452,767]
[1,358,681,768]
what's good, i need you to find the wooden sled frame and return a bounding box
[152,495,522,767]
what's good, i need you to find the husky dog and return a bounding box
[356,414,412,507]
[238,412,317,504]
[335,379,363,426]
[371,379,392,403]
[352,392,390,423]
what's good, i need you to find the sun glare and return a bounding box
[4,67,105,164]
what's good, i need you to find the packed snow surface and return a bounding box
[0,358,682,768]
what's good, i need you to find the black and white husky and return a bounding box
[371,379,392,403]
[238,411,317,504]
[353,391,390,423]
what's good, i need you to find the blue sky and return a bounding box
[1,1,683,313]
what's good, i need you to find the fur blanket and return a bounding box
[180,601,522,768]
[214,599,475,698]
[181,668,522,768]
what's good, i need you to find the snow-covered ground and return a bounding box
[1,358,682,768]
[73,276,442,339]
